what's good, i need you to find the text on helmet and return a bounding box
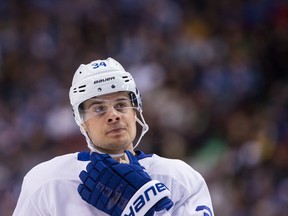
[94,77,115,84]
[92,61,107,69]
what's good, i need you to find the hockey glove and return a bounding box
[78,151,173,216]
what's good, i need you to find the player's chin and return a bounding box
[107,139,132,151]
[106,131,133,144]
[107,130,133,142]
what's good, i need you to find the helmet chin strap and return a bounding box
[133,110,149,150]
[82,110,149,159]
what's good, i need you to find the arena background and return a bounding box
[0,0,288,215]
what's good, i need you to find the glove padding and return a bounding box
[78,151,173,216]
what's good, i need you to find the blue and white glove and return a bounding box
[78,150,173,216]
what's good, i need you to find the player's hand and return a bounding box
[78,151,173,216]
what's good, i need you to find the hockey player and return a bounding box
[13,57,214,216]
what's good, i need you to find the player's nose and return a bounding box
[107,107,120,123]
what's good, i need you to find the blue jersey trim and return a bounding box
[136,150,153,160]
[196,205,213,216]
[77,151,90,161]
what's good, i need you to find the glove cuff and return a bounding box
[121,180,171,216]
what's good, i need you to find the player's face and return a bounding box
[81,92,137,154]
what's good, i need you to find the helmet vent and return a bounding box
[122,76,130,82]
[77,85,86,93]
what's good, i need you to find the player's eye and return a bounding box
[90,104,107,115]
[115,100,132,111]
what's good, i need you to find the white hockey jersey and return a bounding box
[13,151,214,216]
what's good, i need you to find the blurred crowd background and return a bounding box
[1,0,288,215]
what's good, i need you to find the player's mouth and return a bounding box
[106,127,126,135]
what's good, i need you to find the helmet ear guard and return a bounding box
[128,90,142,110]
[69,57,148,156]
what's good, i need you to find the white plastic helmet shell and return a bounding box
[69,57,142,126]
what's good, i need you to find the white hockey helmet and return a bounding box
[69,57,148,154]
[69,57,142,125]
